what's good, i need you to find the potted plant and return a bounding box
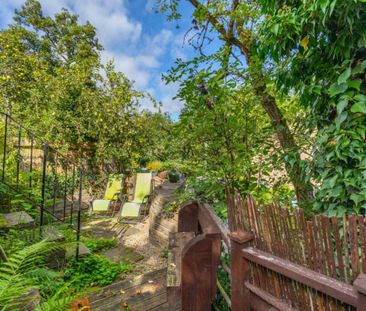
[168,170,180,183]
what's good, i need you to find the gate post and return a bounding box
[228,230,253,311]
[181,233,221,311]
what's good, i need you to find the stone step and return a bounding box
[40,225,65,242]
[101,246,144,263]
[66,242,91,259]
[1,211,35,229]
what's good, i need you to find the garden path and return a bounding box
[85,179,182,310]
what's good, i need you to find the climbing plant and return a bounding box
[257,0,366,215]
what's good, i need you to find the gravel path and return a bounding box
[120,218,167,275]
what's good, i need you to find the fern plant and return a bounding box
[0,240,63,310]
[34,282,76,311]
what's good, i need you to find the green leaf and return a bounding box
[338,68,351,84]
[312,85,322,95]
[358,34,366,48]
[335,112,348,129]
[347,79,362,90]
[350,193,363,205]
[319,0,330,13]
[354,94,366,103]
[351,102,366,114]
[327,175,338,188]
[352,60,366,74]
[329,83,348,97]
[336,98,349,114]
[271,24,279,35]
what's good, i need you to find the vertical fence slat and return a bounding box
[323,216,337,278]
[332,217,346,282]
[359,216,366,274]
[349,215,360,281]
[343,215,351,283]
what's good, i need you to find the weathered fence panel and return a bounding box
[175,195,366,310]
[227,194,366,311]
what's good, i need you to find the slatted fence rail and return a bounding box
[176,197,366,311]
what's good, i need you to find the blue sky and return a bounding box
[0,0,198,119]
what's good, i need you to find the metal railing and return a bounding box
[0,112,85,259]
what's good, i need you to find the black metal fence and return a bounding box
[0,112,85,259]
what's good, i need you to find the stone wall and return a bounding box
[149,181,180,248]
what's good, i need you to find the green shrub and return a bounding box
[64,254,132,289]
[83,237,117,253]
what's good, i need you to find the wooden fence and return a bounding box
[227,194,366,310]
[175,197,366,310]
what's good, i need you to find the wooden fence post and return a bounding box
[354,273,366,311]
[228,230,253,311]
[178,201,199,233]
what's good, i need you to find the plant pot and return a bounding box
[168,171,180,183]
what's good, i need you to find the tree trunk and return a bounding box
[187,0,314,207]
[252,72,314,206]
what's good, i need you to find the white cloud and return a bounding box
[101,28,174,89]
[157,79,184,113]
[102,51,152,88]
[40,0,142,48]
[0,0,24,26]
[171,33,188,60]
[40,1,176,92]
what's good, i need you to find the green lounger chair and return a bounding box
[90,174,124,215]
[118,172,153,222]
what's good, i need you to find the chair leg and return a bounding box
[88,203,93,216]
[111,202,116,218]
[117,205,123,223]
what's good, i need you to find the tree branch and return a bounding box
[188,0,250,58]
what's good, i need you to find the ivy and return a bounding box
[258,0,366,215]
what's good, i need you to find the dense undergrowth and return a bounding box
[0,225,134,310]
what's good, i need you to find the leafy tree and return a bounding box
[165,55,301,207]
[158,0,314,207]
[257,0,366,215]
[0,0,172,176]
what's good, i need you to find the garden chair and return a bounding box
[90,174,124,216]
[118,172,153,223]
